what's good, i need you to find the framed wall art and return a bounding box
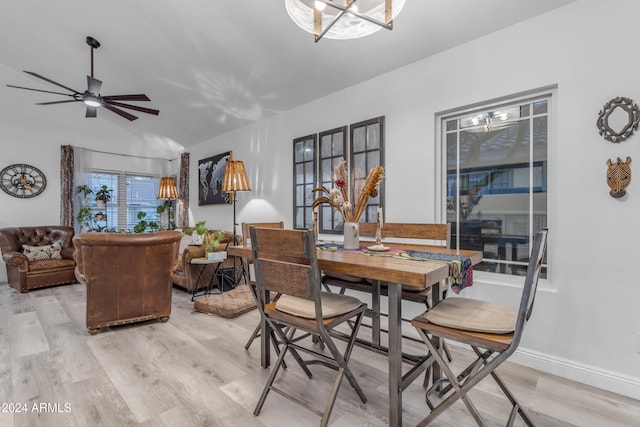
[198,151,232,205]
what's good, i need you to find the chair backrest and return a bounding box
[359,222,451,248]
[250,227,320,305]
[74,231,181,284]
[242,221,285,246]
[512,228,548,348]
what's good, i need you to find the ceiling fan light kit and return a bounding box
[285,0,405,42]
[6,36,159,121]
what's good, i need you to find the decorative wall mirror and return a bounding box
[596,96,640,143]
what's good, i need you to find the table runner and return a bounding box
[317,243,473,293]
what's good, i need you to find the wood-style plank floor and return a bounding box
[0,282,639,427]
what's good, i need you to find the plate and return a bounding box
[367,245,390,252]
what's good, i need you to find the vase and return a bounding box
[343,222,360,250]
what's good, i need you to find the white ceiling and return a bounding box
[0,0,576,149]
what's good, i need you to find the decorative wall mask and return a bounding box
[606,156,632,198]
[597,97,640,142]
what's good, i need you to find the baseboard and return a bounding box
[511,347,640,401]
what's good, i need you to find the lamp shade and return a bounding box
[157,177,178,200]
[222,160,251,193]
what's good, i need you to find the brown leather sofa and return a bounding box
[73,231,181,335]
[0,225,76,292]
[171,230,241,294]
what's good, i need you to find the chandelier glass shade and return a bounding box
[285,0,406,42]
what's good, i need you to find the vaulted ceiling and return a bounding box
[1,0,576,150]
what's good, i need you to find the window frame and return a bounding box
[317,126,347,234]
[83,170,162,232]
[436,89,552,277]
[292,116,386,233]
[293,134,317,230]
[349,116,385,226]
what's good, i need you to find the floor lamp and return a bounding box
[157,177,178,229]
[222,160,251,283]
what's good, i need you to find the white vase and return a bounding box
[343,222,360,250]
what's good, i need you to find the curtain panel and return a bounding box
[60,145,74,227]
[179,152,190,227]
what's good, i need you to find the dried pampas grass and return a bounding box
[312,157,384,223]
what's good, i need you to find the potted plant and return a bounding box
[184,221,226,259]
[94,212,106,221]
[75,184,94,207]
[184,220,208,245]
[133,211,160,233]
[95,185,112,207]
[156,201,175,230]
[77,207,93,232]
[204,230,226,260]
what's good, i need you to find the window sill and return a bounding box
[473,270,557,293]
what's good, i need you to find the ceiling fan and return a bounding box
[6,36,159,121]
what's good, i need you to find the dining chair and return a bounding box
[411,228,548,426]
[251,227,367,427]
[240,221,285,351]
[322,223,451,349]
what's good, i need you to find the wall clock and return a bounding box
[0,163,47,198]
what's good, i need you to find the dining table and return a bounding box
[228,241,482,427]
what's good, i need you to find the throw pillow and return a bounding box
[179,234,191,255]
[22,242,63,262]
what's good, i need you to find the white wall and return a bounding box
[187,0,640,398]
[1,0,639,399]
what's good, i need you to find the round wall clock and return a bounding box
[0,163,47,198]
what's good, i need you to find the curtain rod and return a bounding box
[73,145,180,162]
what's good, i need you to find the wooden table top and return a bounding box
[228,242,482,290]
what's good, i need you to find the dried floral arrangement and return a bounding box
[312,158,384,223]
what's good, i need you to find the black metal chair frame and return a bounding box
[251,227,368,427]
[411,228,548,426]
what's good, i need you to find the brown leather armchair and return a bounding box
[73,231,181,335]
[171,230,241,293]
[0,226,76,292]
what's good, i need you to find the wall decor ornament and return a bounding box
[596,96,640,143]
[0,163,47,198]
[606,156,631,198]
[198,151,232,205]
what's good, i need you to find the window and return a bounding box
[442,94,549,277]
[292,116,385,233]
[318,127,347,233]
[350,117,384,224]
[293,134,317,230]
[87,171,162,231]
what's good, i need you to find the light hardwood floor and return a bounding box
[0,281,639,427]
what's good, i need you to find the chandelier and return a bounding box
[285,0,406,42]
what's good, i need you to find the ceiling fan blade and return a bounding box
[107,101,159,116]
[87,76,102,94]
[23,71,80,94]
[36,99,80,105]
[102,94,151,101]
[6,84,76,97]
[102,103,138,121]
[86,106,97,118]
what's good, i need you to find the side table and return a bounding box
[190,257,225,301]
